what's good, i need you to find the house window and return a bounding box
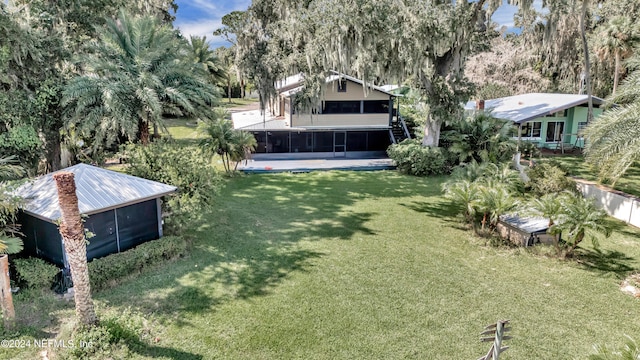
[363,100,389,114]
[546,121,565,142]
[577,121,587,134]
[323,101,361,114]
[545,109,567,117]
[519,121,542,138]
[337,80,347,92]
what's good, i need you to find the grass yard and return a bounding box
[14,171,634,359]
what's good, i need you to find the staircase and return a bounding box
[389,115,411,144]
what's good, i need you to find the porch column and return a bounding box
[389,97,394,126]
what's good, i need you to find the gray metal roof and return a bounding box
[15,163,177,222]
[277,71,395,98]
[465,93,606,124]
[499,214,550,234]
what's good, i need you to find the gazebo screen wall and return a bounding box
[19,199,161,267]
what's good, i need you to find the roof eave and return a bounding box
[22,188,177,224]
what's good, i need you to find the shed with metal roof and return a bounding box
[15,164,177,267]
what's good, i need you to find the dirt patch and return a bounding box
[621,273,640,298]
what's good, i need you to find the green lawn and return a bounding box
[9,171,635,359]
[218,97,259,108]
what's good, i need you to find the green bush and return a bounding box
[13,257,60,290]
[88,235,188,291]
[58,309,149,360]
[387,139,449,176]
[526,162,577,196]
[122,141,221,234]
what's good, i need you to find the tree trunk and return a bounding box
[580,0,593,123]
[613,50,620,96]
[241,77,246,99]
[227,78,232,104]
[138,120,150,145]
[43,130,62,172]
[53,172,98,326]
[0,255,15,329]
[421,113,441,147]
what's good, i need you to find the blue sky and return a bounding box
[174,0,251,49]
[173,0,542,49]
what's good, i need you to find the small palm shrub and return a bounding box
[443,166,520,233]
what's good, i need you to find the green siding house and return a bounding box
[466,93,605,150]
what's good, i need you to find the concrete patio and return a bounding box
[237,153,395,173]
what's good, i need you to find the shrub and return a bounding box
[88,235,188,291]
[387,139,449,176]
[122,141,222,234]
[57,308,149,360]
[526,162,577,196]
[13,257,60,291]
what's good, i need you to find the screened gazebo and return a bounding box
[15,164,177,267]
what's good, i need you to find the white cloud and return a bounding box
[188,0,221,16]
[174,0,251,48]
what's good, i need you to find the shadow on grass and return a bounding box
[401,200,457,219]
[100,171,445,330]
[101,318,204,360]
[574,248,635,278]
[100,246,324,328]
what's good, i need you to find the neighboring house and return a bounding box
[466,93,606,150]
[232,71,410,157]
[14,164,176,267]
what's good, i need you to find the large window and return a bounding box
[323,101,361,114]
[519,121,542,138]
[363,100,389,114]
[546,121,565,142]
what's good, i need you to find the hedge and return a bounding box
[88,235,189,291]
[13,257,60,291]
[387,139,451,176]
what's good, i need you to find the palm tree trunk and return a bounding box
[227,78,232,104]
[613,50,620,95]
[568,232,585,256]
[139,120,150,145]
[53,172,98,326]
[580,0,594,123]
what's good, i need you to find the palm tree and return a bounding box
[230,131,257,171]
[589,335,640,360]
[584,56,640,184]
[553,195,612,257]
[523,193,570,252]
[53,172,97,326]
[188,35,227,86]
[198,110,238,173]
[442,180,480,225]
[594,16,639,95]
[476,184,519,232]
[63,10,218,150]
[445,112,516,165]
